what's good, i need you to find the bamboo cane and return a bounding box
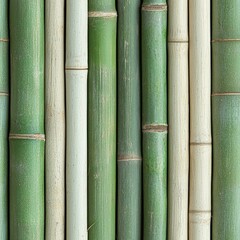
[189,0,211,239]
[66,0,88,239]
[212,1,240,239]
[45,0,65,239]
[0,0,9,238]
[141,1,167,239]
[9,0,44,238]
[117,0,141,239]
[168,0,189,239]
[88,1,117,239]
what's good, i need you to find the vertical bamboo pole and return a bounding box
[9,0,44,239]
[88,0,117,239]
[168,0,189,239]
[142,1,167,239]
[0,0,8,238]
[117,0,141,239]
[189,0,211,239]
[212,1,240,239]
[45,0,65,239]
[66,0,88,239]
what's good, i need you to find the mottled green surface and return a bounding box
[212,1,240,239]
[0,0,8,238]
[117,0,142,239]
[143,133,167,239]
[88,2,117,239]
[10,0,44,239]
[142,4,167,240]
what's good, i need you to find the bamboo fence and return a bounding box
[212,1,240,239]
[88,0,117,239]
[9,0,45,238]
[66,0,88,239]
[117,0,142,239]
[45,0,65,239]
[168,0,189,239]
[142,1,167,239]
[189,0,211,239]
[0,0,8,238]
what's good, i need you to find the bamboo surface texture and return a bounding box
[168,0,189,239]
[45,0,65,239]
[66,0,88,239]
[142,1,167,239]
[212,1,240,239]
[88,0,117,239]
[117,0,142,239]
[189,0,211,240]
[9,0,45,239]
[0,0,8,238]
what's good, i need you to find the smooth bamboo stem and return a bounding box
[117,0,142,239]
[66,0,88,239]
[142,1,167,239]
[212,1,240,239]
[45,0,65,239]
[9,0,45,238]
[88,0,117,239]
[168,0,189,239]
[0,0,9,238]
[189,0,211,239]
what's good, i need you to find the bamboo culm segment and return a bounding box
[88,1,117,239]
[0,0,9,238]
[117,0,142,239]
[212,1,240,239]
[189,0,211,239]
[168,0,189,239]
[66,0,88,239]
[142,2,167,239]
[10,0,44,239]
[45,0,65,239]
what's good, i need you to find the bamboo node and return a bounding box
[142,124,168,133]
[0,38,9,42]
[0,92,9,96]
[211,92,240,96]
[65,67,88,71]
[142,4,167,11]
[88,11,117,18]
[212,38,240,43]
[9,134,45,141]
[118,156,142,161]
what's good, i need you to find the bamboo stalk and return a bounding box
[66,0,88,239]
[0,0,9,238]
[88,0,117,239]
[45,0,65,239]
[141,1,167,239]
[117,0,141,239]
[212,1,240,239]
[9,0,44,238]
[168,0,189,239]
[189,0,211,239]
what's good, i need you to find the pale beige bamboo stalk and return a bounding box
[189,0,211,239]
[168,0,189,239]
[45,0,65,239]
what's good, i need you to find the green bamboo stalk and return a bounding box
[88,1,117,239]
[142,1,167,239]
[117,0,142,239]
[212,1,240,239]
[9,0,44,239]
[0,0,9,238]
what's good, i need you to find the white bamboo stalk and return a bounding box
[189,0,211,239]
[168,0,189,239]
[66,0,88,239]
[45,1,65,239]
